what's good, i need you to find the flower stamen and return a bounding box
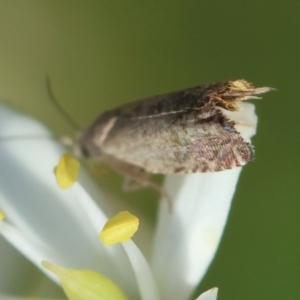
[0,211,5,220]
[54,154,80,189]
[99,211,139,246]
[42,261,128,300]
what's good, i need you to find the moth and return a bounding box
[75,80,273,192]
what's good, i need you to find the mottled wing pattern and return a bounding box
[100,106,253,174]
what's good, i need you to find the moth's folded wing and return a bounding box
[101,108,253,174]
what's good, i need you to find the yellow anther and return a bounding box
[42,261,128,300]
[99,211,139,246]
[54,154,80,189]
[0,211,5,220]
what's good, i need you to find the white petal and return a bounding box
[0,235,41,294]
[0,220,60,283]
[151,103,257,300]
[151,170,241,300]
[195,288,218,300]
[0,105,139,299]
[221,102,257,143]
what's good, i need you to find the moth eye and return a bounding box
[80,146,90,158]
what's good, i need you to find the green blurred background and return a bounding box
[0,1,299,299]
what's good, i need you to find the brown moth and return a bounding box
[77,80,274,191]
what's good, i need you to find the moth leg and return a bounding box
[138,180,173,213]
[104,155,173,212]
[122,177,145,191]
[123,176,173,213]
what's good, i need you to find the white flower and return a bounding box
[0,102,257,300]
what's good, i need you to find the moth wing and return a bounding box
[101,108,253,174]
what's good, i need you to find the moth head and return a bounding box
[76,129,102,159]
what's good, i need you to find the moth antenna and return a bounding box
[0,78,78,150]
[45,74,82,131]
[0,133,73,146]
[0,134,56,142]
